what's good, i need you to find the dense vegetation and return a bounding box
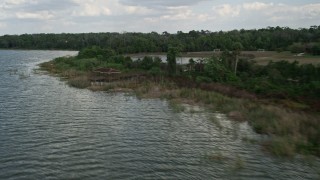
[50,46,320,110]
[1,26,320,55]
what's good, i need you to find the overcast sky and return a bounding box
[0,0,319,35]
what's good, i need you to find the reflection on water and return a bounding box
[0,50,319,179]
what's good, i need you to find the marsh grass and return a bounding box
[68,76,91,89]
[18,72,30,79]
[242,137,258,144]
[189,108,200,114]
[207,152,246,171]
[65,76,320,156]
[169,100,186,113]
[280,99,310,110]
[207,152,228,162]
[176,88,319,157]
[41,58,320,157]
[209,116,223,130]
[102,80,320,157]
[233,155,245,170]
[103,84,116,91]
[263,137,296,157]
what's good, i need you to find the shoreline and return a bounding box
[39,58,320,157]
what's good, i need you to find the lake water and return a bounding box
[0,50,319,179]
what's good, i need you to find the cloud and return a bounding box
[213,4,241,17]
[211,2,320,23]
[243,2,273,11]
[24,0,77,11]
[142,5,211,24]
[124,5,151,15]
[118,0,209,8]
[1,0,29,7]
[300,3,320,18]
[0,0,77,21]
[16,11,54,20]
[73,4,111,16]
[0,0,70,11]
[0,22,7,28]
[161,6,193,20]
[260,3,320,22]
[5,0,26,4]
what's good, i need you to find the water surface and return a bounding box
[0,50,319,179]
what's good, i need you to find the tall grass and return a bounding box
[169,100,186,113]
[141,85,320,156]
[68,76,91,89]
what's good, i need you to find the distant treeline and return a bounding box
[1,26,320,54]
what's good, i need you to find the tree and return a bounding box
[232,42,243,75]
[311,43,320,55]
[204,57,238,82]
[167,46,179,76]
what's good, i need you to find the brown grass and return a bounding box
[68,76,91,89]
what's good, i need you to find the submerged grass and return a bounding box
[263,137,296,157]
[68,76,91,89]
[178,88,320,157]
[209,116,223,130]
[169,100,186,113]
[233,155,246,170]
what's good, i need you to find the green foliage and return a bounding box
[52,56,99,72]
[311,43,320,55]
[232,42,243,52]
[122,56,134,68]
[148,67,162,76]
[133,56,162,71]
[195,76,212,83]
[141,56,154,70]
[289,43,305,53]
[167,46,179,75]
[78,46,115,59]
[100,62,125,70]
[204,57,238,82]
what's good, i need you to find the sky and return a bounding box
[0,0,319,35]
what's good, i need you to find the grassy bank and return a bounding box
[134,81,319,157]
[39,53,320,157]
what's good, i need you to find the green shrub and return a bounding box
[148,67,162,76]
[196,76,212,83]
[78,46,115,59]
[100,63,124,70]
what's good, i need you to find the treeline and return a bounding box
[1,26,320,54]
